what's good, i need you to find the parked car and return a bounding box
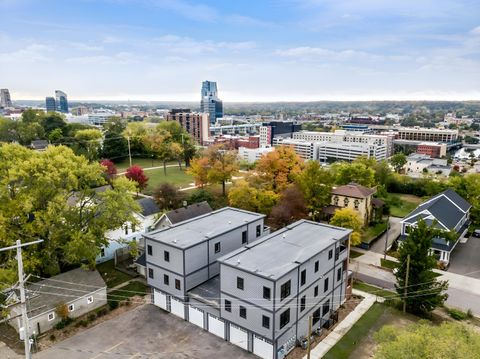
[473,229,480,238]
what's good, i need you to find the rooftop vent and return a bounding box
[237,259,241,265]
[228,220,232,224]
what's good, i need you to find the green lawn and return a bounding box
[362,222,388,244]
[323,303,386,359]
[350,250,364,259]
[108,281,147,301]
[353,281,396,298]
[96,260,134,288]
[115,157,177,171]
[386,193,423,218]
[380,258,398,270]
[143,166,194,193]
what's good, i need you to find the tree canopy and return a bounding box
[329,208,362,245]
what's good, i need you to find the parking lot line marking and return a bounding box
[90,341,124,359]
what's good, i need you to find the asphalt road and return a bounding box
[448,236,480,279]
[369,216,402,254]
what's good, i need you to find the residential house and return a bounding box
[8,268,107,335]
[399,189,471,265]
[29,140,49,151]
[152,201,212,230]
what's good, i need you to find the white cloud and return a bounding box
[65,52,137,65]
[470,26,480,35]
[0,44,53,63]
[146,0,218,22]
[152,35,256,54]
[70,42,103,51]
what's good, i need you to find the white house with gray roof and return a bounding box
[399,189,471,265]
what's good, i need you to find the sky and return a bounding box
[0,0,479,102]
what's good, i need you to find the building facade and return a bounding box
[272,138,317,160]
[259,121,301,147]
[45,97,56,112]
[55,90,69,113]
[329,183,377,224]
[200,81,223,124]
[238,146,274,164]
[166,109,210,145]
[396,127,458,143]
[416,142,447,158]
[317,141,387,163]
[0,89,12,108]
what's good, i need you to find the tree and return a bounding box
[48,128,63,143]
[125,165,149,193]
[188,157,210,188]
[143,126,172,175]
[395,220,449,315]
[102,116,126,134]
[56,303,69,321]
[73,128,103,161]
[374,321,480,359]
[269,185,308,228]
[329,208,362,246]
[255,146,304,192]
[187,189,214,206]
[102,130,129,161]
[40,112,67,135]
[390,153,407,173]
[228,180,279,214]
[100,159,117,185]
[154,183,184,210]
[0,144,139,277]
[332,161,375,187]
[296,160,333,220]
[206,145,239,196]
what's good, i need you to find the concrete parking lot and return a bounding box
[34,305,256,359]
[449,236,480,279]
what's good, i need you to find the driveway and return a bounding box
[369,216,402,254]
[34,305,256,359]
[449,236,480,279]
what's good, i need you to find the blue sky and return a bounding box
[0,0,479,101]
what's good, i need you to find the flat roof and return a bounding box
[188,275,220,307]
[144,207,265,249]
[218,220,351,280]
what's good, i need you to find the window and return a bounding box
[280,309,290,329]
[175,279,181,290]
[214,242,221,253]
[333,196,339,206]
[68,304,74,312]
[337,268,342,281]
[163,250,169,262]
[300,296,306,312]
[300,269,306,286]
[242,230,248,244]
[328,249,333,260]
[147,245,152,256]
[239,306,247,319]
[164,274,169,286]
[354,199,359,209]
[280,280,291,301]
[256,224,261,237]
[225,300,231,312]
[263,286,271,300]
[87,296,93,304]
[262,315,270,329]
[100,248,105,257]
[237,277,244,290]
[148,268,154,279]
[312,308,320,324]
[322,300,330,316]
[314,285,319,297]
[314,261,319,273]
[324,278,329,292]
[124,225,128,235]
[48,312,55,321]
[343,197,349,207]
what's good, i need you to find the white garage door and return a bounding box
[253,335,273,359]
[171,297,185,319]
[153,289,167,310]
[208,314,225,339]
[189,306,204,328]
[229,324,248,350]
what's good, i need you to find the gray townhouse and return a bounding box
[217,220,351,359]
[144,207,267,319]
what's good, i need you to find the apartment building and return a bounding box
[396,127,458,143]
[218,220,351,359]
[166,109,210,145]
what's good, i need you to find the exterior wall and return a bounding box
[397,128,458,142]
[331,194,372,224]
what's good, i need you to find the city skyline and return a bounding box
[0,0,479,102]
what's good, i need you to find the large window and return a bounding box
[300,296,306,312]
[280,309,290,329]
[343,197,349,207]
[175,279,181,290]
[324,277,329,292]
[263,286,271,300]
[242,231,248,244]
[314,285,319,297]
[225,300,231,312]
[328,249,333,260]
[256,224,261,237]
[240,306,247,319]
[314,260,319,273]
[147,245,152,256]
[148,268,154,279]
[214,242,221,253]
[280,280,291,301]
[312,308,320,325]
[322,300,330,316]
[164,274,169,286]
[164,250,169,262]
[262,315,270,329]
[237,277,244,290]
[337,268,342,281]
[300,269,306,286]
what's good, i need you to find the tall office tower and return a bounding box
[0,89,12,108]
[45,97,56,112]
[200,80,223,124]
[55,90,69,113]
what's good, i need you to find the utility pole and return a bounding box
[307,315,313,359]
[383,215,390,260]
[127,136,132,168]
[0,239,43,359]
[403,254,411,314]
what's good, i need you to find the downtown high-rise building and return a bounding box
[45,97,56,112]
[0,89,12,108]
[55,90,69,113]
[200,80,223,124]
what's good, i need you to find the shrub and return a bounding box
[49,334,56,341]
[108,300,119,310]
[88,313,96,322]
[467,309,474,319]
[54,321,65,330]
[96,307,108,317]
[448,308,467,320]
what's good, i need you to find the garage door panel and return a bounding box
[253,335,273,359]
[171,297,185,319]
[208,314,225,339]
[189,306,204,328]
[229,324,248,350]
[153,290,167,310]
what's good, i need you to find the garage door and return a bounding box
[189,306,204,328]
[253,335,273,359]
[153,289,167,310]
[208,314,225,339]
[229,324,248,350]
[170,297,185,319]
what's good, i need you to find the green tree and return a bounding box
[332,161,376,187]
[390,153,407,173]
[375,321,480,359]
[40,112,67,135]
[154,183,184,210]
[0,144,139,277]
[188,157,210,188]
[102,116,126,134]
[206,145,239,196]
[73,128,103,161]
[102,130,128,161]
[296,160,333,220]
[395,220,450,315]
[48,128,63,143]
[329,208,362,246]
[228,180,278,214]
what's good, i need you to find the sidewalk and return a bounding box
[303,289,381,359]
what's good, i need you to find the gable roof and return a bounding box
[331,182,376,199]
[402,189,471,231]
[164,201,213,224]
[136,197,160,217]
[24,268,106,318]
